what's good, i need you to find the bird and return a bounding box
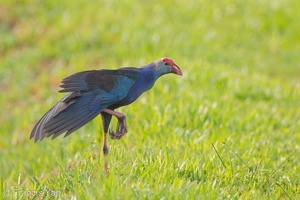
[30,57,182,174]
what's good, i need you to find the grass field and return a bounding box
[1,0,300,199]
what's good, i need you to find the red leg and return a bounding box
[102,109,128,139]
[103,131,109,177]
[101,112,112,177]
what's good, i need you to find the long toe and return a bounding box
[109,131,124,139]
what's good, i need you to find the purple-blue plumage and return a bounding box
[30,58,182,142]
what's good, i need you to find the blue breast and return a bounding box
[114,71,155,108]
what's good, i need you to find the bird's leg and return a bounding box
[101,112,112,177]
[102,109,128,140]
[103,131,109,177]
[110,116,127,139]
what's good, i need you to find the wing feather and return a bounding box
[31,68,139,142]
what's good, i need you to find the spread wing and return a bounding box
[30,69,138,142]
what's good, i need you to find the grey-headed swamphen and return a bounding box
[30,57,182,173]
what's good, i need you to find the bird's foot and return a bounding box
[109,126,127,139]
[109,117,127,139]
[109,131,126,139]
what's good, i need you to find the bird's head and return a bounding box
[154,57,183,76]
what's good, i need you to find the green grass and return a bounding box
[1,0,300,199]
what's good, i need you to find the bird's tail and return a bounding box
[30,92,102,142]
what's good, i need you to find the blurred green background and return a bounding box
[1,0,300,199]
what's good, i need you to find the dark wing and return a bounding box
[30,69,138,142]
[59,68,139,93]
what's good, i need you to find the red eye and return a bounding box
[164,62,169,66]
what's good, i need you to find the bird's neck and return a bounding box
[141,63,168,81]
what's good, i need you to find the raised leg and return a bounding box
[101,112,112,177]
[102,109,128,139]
